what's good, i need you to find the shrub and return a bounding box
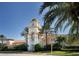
[65,46,79,50]
[14,44,28,51]
[34,44,43,51]
[0,44,8,51]
[55,36,66,50]
[1,46,8,51]
[61,46,79,52]
[53,43,62,50]
[44,44,51,51]
[43,43,61,51]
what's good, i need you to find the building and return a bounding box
[22,18,41,51]
[7,40,26,48]
[0,36,26,48]
[0,36,14,47]
[22,18,56,51]
[11,40,26,46]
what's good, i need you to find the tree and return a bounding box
[21,27,28,36]
[39,2,79,39]
[0,35,6,45]
[14,44,28,51]
[0,35,6,50]
[34,44,43,51]
[21,27,28,43]
[56,36,66,49]
[41,21,51,46]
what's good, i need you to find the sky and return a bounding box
[0,2,69,40]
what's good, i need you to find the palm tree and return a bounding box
[39,2,79,39]
[0,35,6,49]
[21,27,28,36]
[0,35,6,45]
[42,24,50,46]
[21,27,29,43]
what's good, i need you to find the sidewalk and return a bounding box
[0,51,49,56]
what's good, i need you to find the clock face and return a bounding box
[32,22,34,27]
[32,23,34,26]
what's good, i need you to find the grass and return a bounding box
[48,51,79,56]
[0,50,79,56]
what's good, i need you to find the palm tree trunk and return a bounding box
[77,21,79,39]
[76,21,79,39]
[74,9,79,39]
[46,32,48,46]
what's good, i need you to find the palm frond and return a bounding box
[40,2,79,35]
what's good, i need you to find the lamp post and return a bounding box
[51,38,53,54]
[49,28,56,55]
[44,28,56,54]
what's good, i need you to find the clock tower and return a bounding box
[27,18,41,51]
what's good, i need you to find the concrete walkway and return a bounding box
[0,52,50,56]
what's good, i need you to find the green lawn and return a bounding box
[48,51,79,56]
